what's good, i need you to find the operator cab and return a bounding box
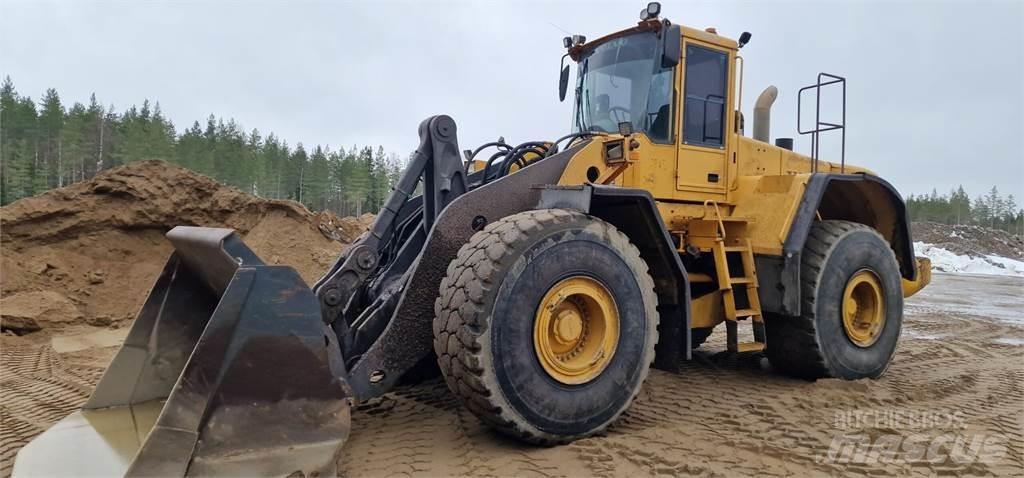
[561,3,746,200]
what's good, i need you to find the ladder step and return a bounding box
[729,277,756,285]
[723,246,748,252]
[734,308,761,318]
[736,342,766,353]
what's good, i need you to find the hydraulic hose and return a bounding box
[474,132,605,184]
[498,141,552,177]
[468,141,512,162]
[551,131,605,153]
[482,150,512,182]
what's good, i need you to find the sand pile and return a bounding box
[316,210,375,243]
[0,160,371,333]
[912,221,1024,260]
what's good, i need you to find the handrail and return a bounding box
[702,199,727,240]
[734,55,744,134]
[797,73,846,173]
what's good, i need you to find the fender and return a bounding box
[758,173,916,316]
[537,184,692,370]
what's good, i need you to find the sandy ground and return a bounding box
[2,273,1022,477]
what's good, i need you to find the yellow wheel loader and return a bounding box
[14,3,932,476]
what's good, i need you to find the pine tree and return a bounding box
[306,145,331,210]
[0,76,19,203]
[0,78,405,213]
[115,104,143,165]
[149,102,177,161]
[38,88,65,188]
[246,128,263,195]
[951,185,970,225]
[972,195,989,225]
[62,102,89,183]
[986,186,1000,228]
[289,143,309,202]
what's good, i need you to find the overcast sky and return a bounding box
[2,0,1022,200]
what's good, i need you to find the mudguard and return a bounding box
[13,227,351,477]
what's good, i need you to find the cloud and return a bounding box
[2,0,1021,199]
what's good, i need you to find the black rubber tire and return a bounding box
[764,220,903,380]
[433,209,659,444]
[690,327,714,349]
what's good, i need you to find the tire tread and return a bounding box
[765,220,893,379]
[433,209,658,444]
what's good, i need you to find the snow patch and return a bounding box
[902,330,947,340]
[915,242,1024,277]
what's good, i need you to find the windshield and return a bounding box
[573,32,674,142]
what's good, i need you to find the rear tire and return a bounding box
[433,209,659,444]
[765,220,903,380]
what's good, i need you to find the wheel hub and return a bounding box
[534,277,619,385]
[841,269,886,347]
[553,309,584,344]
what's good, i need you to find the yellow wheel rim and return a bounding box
[533,276,619,385]
[841,269,886,347]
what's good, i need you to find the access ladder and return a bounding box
[687,201,767,353]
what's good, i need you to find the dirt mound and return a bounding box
[0,160,368,333]
[912,221,1024,260]
[316,210,375,243]
[0,291,83,332]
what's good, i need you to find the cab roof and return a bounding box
[569,19,738,61]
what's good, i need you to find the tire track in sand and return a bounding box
[0,343,96,477]
[3,275,1022,477]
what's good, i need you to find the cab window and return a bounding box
[573,32,675,143]
[683,45,728,148]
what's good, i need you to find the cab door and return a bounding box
[677,41,731,196]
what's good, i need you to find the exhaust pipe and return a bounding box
[753,86,778,143]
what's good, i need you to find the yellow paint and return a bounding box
[902,257,932,297]
[690,291,723,328]
[842,270,886,347]
[533,276,620,385]
[467,159,487,173]
[730,173,810,254]
[540,20,929,337]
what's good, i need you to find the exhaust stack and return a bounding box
[753,86,778,143]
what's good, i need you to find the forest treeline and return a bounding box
[2,77,1022,235]
[0,77,403,216]
[906,186,1023,235]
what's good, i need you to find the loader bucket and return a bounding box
[13,227,352,477]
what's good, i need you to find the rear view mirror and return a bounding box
[661,23,681,68]
[559,61,571,102]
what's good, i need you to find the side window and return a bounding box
[683,45,728,148]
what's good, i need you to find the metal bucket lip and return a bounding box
[12,401,164,478]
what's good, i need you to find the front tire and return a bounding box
[433,209,659,444]
[765,220,903,380]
